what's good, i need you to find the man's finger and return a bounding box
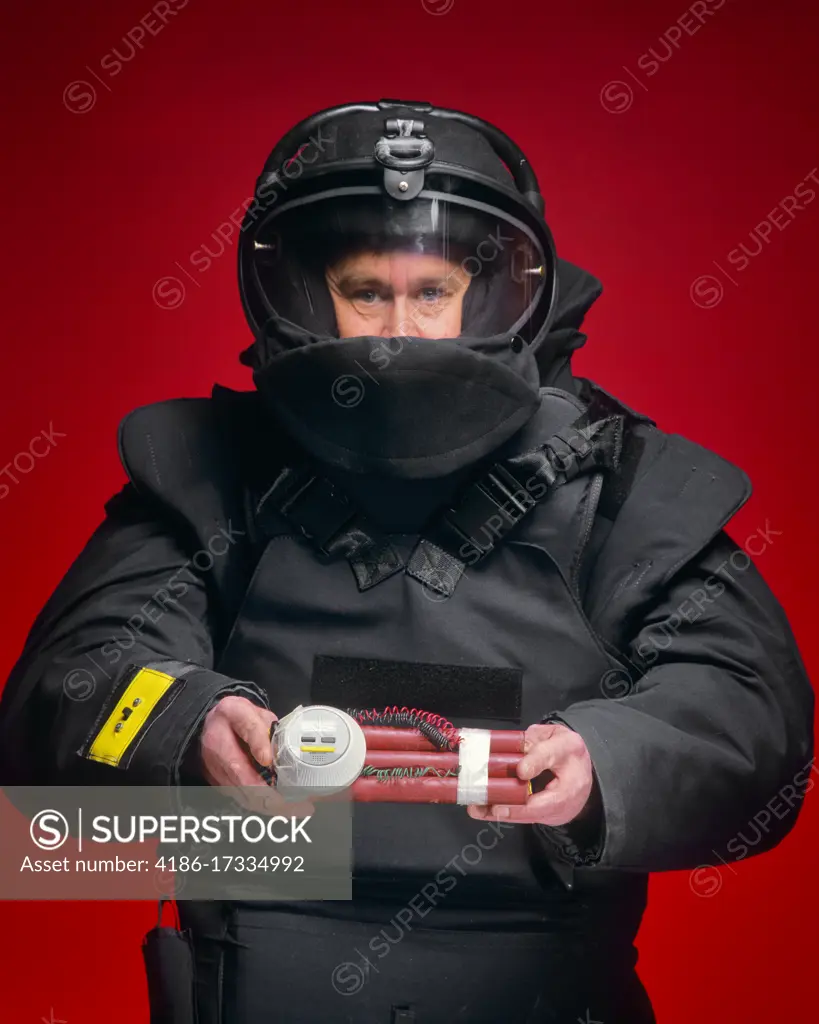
[466,804,491,820]
[203,714,270,789]
[467,781,575,825]
[215,733,314,815]
[522,723,559,753]
[219,753,270,790]
[231,781,315,819]
[256,708,279,733]
[212,747,314,817]
[466,780,564,818]
[227,700,274,766]
[201,717,247,781]
[517,729,580,781]
[517,742,560,781]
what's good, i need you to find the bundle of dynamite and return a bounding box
[271,704,532,804]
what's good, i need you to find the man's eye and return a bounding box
[353,289,382,305]
[419,287,448,303]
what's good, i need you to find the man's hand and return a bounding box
[199,695,313,816]
[467,722,593,825]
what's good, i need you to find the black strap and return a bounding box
[406,415,625,597]
[255,465,404,590]
[247,403,642,599]
[576,378,651,524]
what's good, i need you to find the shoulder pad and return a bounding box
[117,386,273,507]
[118,396,222,503]
[117,387,276,636]
[587,421,751,639]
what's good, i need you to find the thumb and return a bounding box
[256,708,279,736]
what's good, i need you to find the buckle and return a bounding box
[441,463,534,554]
[278,475,357,555]
[483,463,536,521]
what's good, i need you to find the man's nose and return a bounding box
[379,295,427,338]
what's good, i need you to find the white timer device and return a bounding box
[271,704,367,795]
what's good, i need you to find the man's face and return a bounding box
[325,250,470,339]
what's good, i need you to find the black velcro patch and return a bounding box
[311,655,522,723]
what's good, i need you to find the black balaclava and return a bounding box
[237,101,595,479]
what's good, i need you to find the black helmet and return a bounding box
[239,99,558,354]
[236,100,564,479]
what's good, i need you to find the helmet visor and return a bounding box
[247,190,549,341]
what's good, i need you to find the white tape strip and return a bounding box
[456,728,491,805]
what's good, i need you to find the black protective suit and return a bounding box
[0,101,813,1024]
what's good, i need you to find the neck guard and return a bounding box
[251,316,542,479]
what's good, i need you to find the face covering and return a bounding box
[246,305,543,480]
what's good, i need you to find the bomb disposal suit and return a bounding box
[0,100,813,1024]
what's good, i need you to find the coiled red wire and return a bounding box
[348,706,461,750]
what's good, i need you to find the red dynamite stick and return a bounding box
[351,777,530,804]
[363,751,521,777]
[361,727,525,753]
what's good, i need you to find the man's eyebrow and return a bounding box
[329,271,464,291]
[334,274,391,289]
[410,276,453,289]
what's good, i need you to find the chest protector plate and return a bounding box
[214,388,627,910]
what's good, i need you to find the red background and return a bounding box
[1,0,817,1020]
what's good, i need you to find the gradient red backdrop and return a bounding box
[1,0,817,1021]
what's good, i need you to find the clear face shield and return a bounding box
[326,247,472,341]
[247,191,550,345]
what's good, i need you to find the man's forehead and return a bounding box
[331,250,462,285]
[335,250,454,269]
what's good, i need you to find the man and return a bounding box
[0,99,813,1023]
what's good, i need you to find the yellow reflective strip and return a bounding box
[86,668,177,766]
[300,746,336,753]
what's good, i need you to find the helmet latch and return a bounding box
[374,118,435,201]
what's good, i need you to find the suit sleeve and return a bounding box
[539,531,815,872]
[0,483,268,786]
